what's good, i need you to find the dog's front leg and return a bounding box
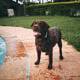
[48,49,53,69]
[35,46,41,65]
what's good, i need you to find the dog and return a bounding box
[31,21,64,69]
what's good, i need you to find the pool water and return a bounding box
[0,36,7,64]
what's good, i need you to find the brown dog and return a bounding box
[31,21,64,69]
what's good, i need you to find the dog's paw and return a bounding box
[60,56,64,60]
[35,61,40,65]
[48,64,52,70]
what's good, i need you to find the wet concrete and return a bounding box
[0,26,80,80]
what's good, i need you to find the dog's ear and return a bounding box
[38,21,49,37]
[39,21,49,32]
[31,21,36,27]
[39,21,49,29]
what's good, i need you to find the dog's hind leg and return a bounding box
[48,49,53,69]
[35,47,41,65]
[58,40,64,60]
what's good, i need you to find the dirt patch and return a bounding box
[16,42,26,57]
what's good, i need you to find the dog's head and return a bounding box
[31,21,49,38]
[31,21,52,52]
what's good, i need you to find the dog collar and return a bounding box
[45,32,48,38]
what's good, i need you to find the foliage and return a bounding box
[0,0,12,17]
[25,2,39,6]
[0,0,24,17]
[26,1,80,16]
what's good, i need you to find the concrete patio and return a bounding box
[0,26,80,80]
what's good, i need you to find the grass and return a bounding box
[0,16,80,51]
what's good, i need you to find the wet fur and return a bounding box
[31,21,64,69]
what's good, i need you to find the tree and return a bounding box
[0,0,13,16]
[16,0,18,3]
[37,0,41,3]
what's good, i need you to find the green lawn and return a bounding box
[0,16,80,51]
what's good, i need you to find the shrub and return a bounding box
[26,1,80,16]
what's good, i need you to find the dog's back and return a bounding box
[49,28,61,46]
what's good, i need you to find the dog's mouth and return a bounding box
[33,31,41,37]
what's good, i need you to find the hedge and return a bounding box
[26,1,80,16]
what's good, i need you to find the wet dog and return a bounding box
[31,21,64,69]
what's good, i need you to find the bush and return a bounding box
[26,1,80,16]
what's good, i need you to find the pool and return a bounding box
[0,36,7,64]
